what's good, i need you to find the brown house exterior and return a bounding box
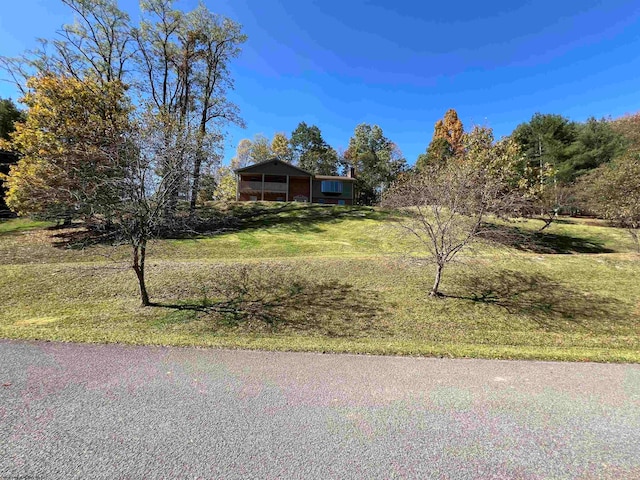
[235,159,356,205]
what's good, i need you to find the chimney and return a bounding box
[347,167,356,178]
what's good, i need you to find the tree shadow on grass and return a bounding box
[150,263,389,338]
[197,202,389,236]
[48,225,121,250]
[48,203,390,248]
[479,222,613,254]
[447,270,624,331]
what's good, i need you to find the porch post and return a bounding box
[286,175,289,202]
[261,173,265,201]
[236,174,240,201]
[309,176,313,203]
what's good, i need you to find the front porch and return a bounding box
[237,174,312,202]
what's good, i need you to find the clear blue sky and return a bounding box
[1,0,640,165]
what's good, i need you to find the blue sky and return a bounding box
[1,0,640,165]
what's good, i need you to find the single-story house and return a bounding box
[235,158,356,205]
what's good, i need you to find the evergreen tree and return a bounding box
[290,122,338,175]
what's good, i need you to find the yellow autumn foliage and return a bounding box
[3,75,131,218]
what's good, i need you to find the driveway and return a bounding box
[1,340,639,479]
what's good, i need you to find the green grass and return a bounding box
[0,217,52,234]
[1,203,639,362]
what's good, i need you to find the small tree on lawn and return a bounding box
[578,153,640,252]
[3,75,189,306]
[382,131,522,297]
[111,109,198,305]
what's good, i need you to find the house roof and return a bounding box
[235,158,312,176]
[235,158,356,181]
[315,175,356,182]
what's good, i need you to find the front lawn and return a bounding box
[1,204,639,362]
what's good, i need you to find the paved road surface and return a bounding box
[1,340,639,479]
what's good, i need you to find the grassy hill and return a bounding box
[1,203,639,362]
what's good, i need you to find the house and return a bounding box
[235,158,356,205]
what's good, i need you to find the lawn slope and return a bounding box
[1,204,639,362]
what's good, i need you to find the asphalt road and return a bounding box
[1,340,639,480]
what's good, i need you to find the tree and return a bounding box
[230,138,253,169]
[611,112,640,154]
[2,0,246,219]
[416,109,464,171]
[196,171,217,203]
[213,166,237,201]
[511,113,577,187]
[271,132,293,163]
[465,125,573,231]
[249,134,273,164]
[343,123,406,205]
[416,137,453,171]
[56,0,133,84]
[382,143,521,297]
[2,74,208,306]
[0,0,132,93]
[133,0,199,217]
[185,4,247,213]
[434,109,464,155]
[1,1,248,307]
[561,117,625,182]
[129,0,246,216]
[579,153,640,252]
[0,98,25,141]
[3,76,131,221]
[0,98,24,216]
[108,109,199,306]
[229,134,277,168]
[290,122,338,174]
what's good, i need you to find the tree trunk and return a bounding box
[190,89,210,214]
[132,241,150,307]
[430,263,444,297]
[630,228,640,253]
[538,216,554,232]
[189,147,204,213]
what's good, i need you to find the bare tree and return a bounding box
[382,163,521,297]
[187,4,247,212]
[133,0,246,216]
[56,0,134,84]
[89,108,196,306]
[578,153,640,252]
[529,184,574,232]
[1,0,133,93]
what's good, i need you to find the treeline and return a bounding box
[210,108,639,213]
[412,109,640,234]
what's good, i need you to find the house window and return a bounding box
[321,180,342,194]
